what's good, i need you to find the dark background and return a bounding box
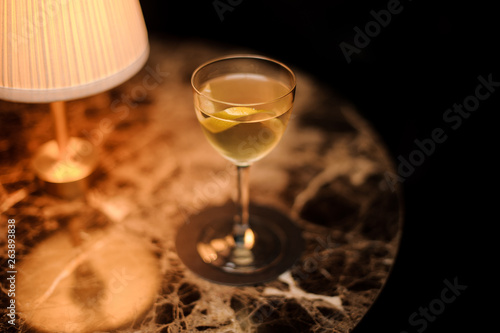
[140,0,496,332]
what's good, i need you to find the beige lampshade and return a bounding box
[0,0,150,103]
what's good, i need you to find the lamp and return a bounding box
[0,0,150,198]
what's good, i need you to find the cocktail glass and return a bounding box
[176,55,303,285]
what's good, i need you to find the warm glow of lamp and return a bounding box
[0,0,149,198]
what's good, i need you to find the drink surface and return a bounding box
[196,74,293,166]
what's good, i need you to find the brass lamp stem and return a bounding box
[50,101,69,159]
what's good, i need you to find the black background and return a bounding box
[140,0,496,332]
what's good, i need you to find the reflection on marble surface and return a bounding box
[16,228,161,332]
[0,37,402,332]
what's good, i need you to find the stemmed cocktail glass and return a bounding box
[176,55,303,285]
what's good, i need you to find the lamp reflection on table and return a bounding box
[16,227,161,333]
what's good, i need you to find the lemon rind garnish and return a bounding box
[201,107,274,133]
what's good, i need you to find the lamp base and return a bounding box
[32,137,99,199]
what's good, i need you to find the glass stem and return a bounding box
[234,165,250,246]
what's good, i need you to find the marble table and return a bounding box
[0,36,403,333]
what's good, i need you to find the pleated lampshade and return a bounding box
[0,0,150,103]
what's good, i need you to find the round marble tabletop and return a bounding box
[0,37,403,332]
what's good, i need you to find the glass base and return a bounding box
[176,202,304,285]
